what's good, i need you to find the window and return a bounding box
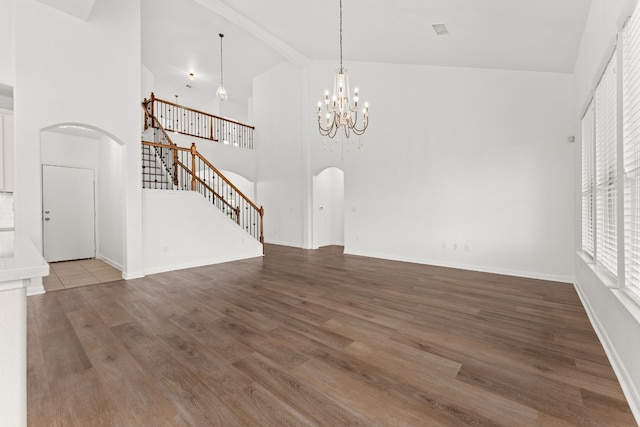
[624,10,640,297]
[582,103,595,258]
[595,52,618,278]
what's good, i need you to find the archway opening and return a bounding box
[312,167,344,249]
[40,124,125,271]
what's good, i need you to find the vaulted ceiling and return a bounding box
[143,0,592,109]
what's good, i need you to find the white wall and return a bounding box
[254,58,576,281]
[40,131,99,168]
[253,62,304,247]
[219,170,256,202]
[142,190,262,274]
[573,0,640,420]
[0,0,15,86]
[169,131,258,182]
[97,135,124,269]
[13,0,142,278]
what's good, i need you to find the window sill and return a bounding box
[577,250,618,288]
[577,250,640,324]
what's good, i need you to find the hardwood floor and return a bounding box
[27,244,636,426]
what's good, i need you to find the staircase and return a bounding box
[141,94,264,247]
[142,143,173,190]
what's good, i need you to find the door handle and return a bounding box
[44,211,50,214]
[44,218,50,221]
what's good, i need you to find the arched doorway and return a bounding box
[40,124,125,269]
[312,167,344,249]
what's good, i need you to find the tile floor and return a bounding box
[43,258,123,292]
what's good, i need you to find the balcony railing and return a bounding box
[142,92,255,150]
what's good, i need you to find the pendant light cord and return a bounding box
[219,33,224,85]
[339,0,343,72]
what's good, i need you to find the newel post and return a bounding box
[259,206,264,246]
[190,143,197,191]
[149,92,155,122]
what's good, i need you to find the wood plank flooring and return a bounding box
[27,244,636,426]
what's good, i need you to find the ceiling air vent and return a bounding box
[432,24,449,36]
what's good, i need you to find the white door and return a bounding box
[43,165,95,262]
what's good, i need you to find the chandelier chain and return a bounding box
[339,0,343,71]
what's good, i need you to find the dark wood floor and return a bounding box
[27,244,636,426]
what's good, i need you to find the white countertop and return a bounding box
[0,231,49,290]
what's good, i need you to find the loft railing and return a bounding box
[142,110,264,245]
[142,92,255,149]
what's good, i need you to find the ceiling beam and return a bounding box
[192,0,311,69]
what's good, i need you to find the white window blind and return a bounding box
[582,102,595,258]
[595,51,618,277]
[624,11,640,297]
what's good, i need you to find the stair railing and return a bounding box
[142,92,255,149]
[142,105,264,246]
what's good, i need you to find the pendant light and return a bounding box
[216,33,228,102]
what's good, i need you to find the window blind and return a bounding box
[582,102,595,258]
[624,11,640,296]
[595,51,618,277]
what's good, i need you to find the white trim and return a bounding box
[143,252,263,276]
[26,277,44,296]
[0,279,24,292]
[122,270,144,280]
[343,248,573,284]
[264,239,303,248]
[573,280,640,422]
[96,253,123,272]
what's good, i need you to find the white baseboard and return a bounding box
[573,282,640,423]
[263,239,303,248]
[343,248,573,284]
[96,254,124,271]
[26,277,45,296]
[143,252,264,276]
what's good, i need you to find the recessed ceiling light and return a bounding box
[188,72,195,81]
[432,24,449,36]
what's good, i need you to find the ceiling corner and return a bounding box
[35,0,97,22]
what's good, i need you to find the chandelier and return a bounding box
[317,0,369,139]
[216,33,227,102]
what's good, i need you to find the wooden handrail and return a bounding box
[193,151,261,212]
[142,92,256,130]
[146,92,255,130]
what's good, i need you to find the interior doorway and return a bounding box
[312,167,344,249]
[40,124,125,270]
